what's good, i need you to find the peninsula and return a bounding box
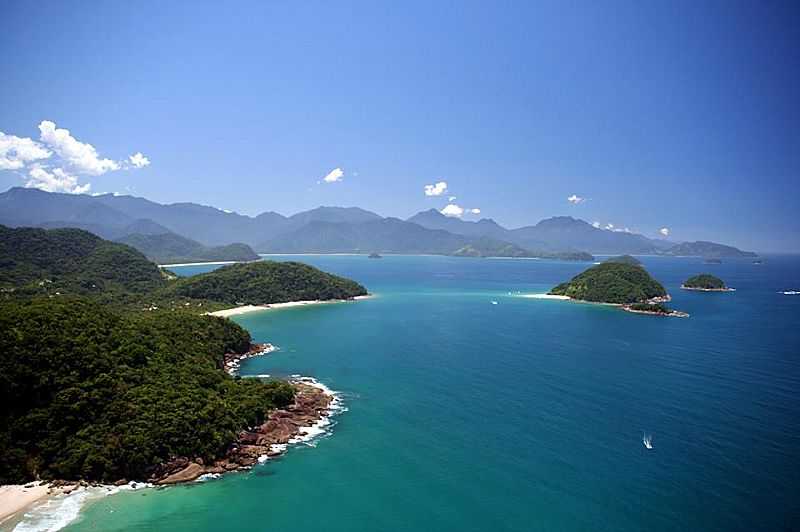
[0,225,367,495]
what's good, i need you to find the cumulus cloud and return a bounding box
[469,208,481,214]
[592,221,601,229]
[567,194,585,204]
[604,223,614,230]
[0,121,148,194]
[38,120,121,175]
[129,152,150,168]
[424,181,448,196]
[323,167,344,183]
[0,132,51,170]
[440,204,464,217]
[659,227,670,237]
[26,164,90,194]
[448,195,457,201]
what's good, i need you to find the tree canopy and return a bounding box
[683,274,726,289]
[549,262,667,304]
[166,261,368,305]
[0,298,294,484]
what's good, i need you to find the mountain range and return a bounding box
[0,187,757,260]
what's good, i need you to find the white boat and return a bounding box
[642,433,653,449]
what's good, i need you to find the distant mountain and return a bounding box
[260,218,470,254]
[664,241,757,258]
[508,217,660,255]
[0,188,754,258]
[117,233,259,264]
[407,210,662,254]
[407,209,509,239]
[288,206,382,226]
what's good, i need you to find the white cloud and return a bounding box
[129,152,150,168]
[567,194,585,204]
[592,221,601,229]
[448,195,457,201]
[323,167,344,183]
[469,208,481,214]
[38,121,121,175]
[26,164,90,194]
[0,121,148,194]
[0,132,51,170]
[604,223,614,230]
[424,181,448,196]
[659,227,670,237]
[440,203,464,217]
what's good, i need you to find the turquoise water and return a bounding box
[61,255,799,531]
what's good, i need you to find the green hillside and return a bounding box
[0,225,165,296]
[0,298,294,483]
[549,262,667,304]
[118,232,259,264]
[167,261,368,305]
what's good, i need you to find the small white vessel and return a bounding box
[779,290,800,295]
[642,433,653,449]
[491,300,499,305]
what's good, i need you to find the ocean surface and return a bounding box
[21,255,800,531]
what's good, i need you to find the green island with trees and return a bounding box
[548,262,688,317]
[681,274,733,291]
[0,225,368,484]
[548,262,667,304]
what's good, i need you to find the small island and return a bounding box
[548,262,688,317]
[624,302,689,318]
[368,252,383,259]
[681,273,735,292]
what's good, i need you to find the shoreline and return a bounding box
[523,293,688,317]
[681,285,736,292]
[223,343,277,375]
[0,483,50,527]
[150,377,341,484]
[4,377,342,530]
[207,294,373,318]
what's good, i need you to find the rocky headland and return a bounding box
[151,379,335,485]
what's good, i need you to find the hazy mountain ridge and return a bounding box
[0,187,756,257]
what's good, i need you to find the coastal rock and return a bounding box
[157,463,206,485]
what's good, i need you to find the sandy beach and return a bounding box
[207,295,372,318]
[0,483,50,526]
[521,293,571,300]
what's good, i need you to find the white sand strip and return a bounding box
[207,295,372,318]
[0,484,50,525]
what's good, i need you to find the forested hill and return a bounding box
[0,225,165,295]
[1,225,368,311]
[549,262,667,304]
[0,298,294,483]
[118,232,259,264]
[168,261,368,305]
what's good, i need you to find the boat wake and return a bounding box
[642,433,653,450]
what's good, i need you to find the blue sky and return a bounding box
[1,1,798,251]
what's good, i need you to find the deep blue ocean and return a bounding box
[42,255,800,531]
